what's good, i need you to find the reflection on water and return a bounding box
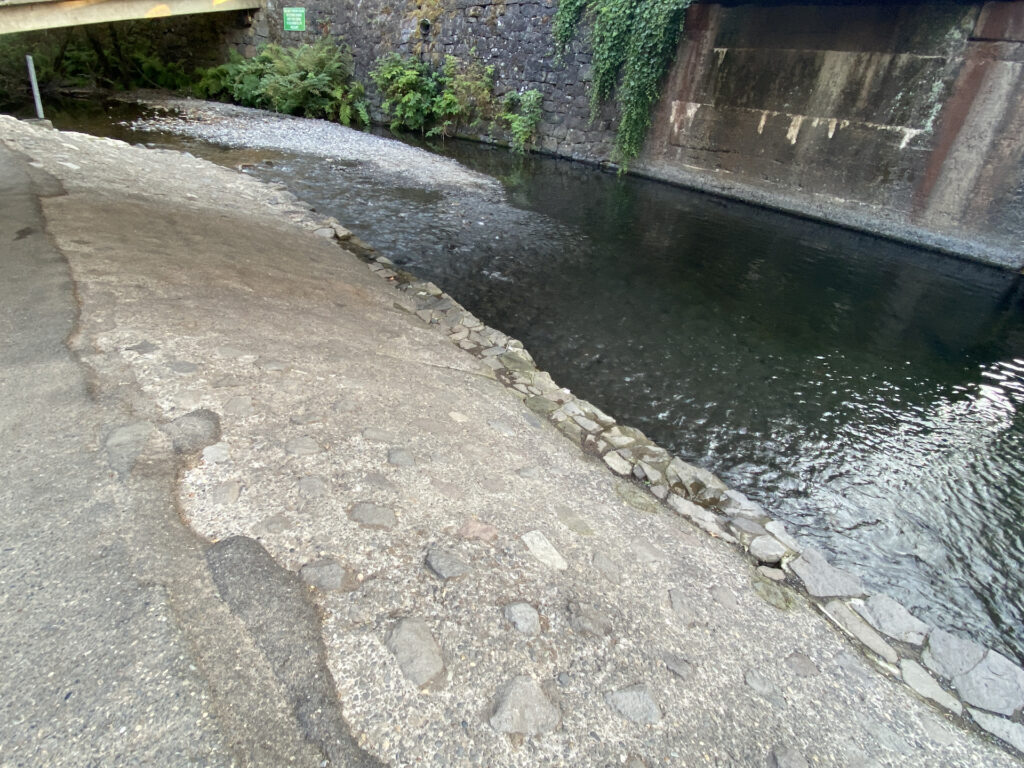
[45,99,1024,664]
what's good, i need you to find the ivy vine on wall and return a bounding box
[554,0,694,165]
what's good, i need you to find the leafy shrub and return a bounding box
[369,53,438,133]
[500,89,543,153]
[195,40,369,127]
[368,52,495,138]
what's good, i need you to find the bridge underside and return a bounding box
[0,0,259,35]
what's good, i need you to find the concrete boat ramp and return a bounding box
[1,115,1021,767]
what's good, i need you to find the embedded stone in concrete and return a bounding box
[823,600,899,665]
[603,451,633,476]
[744,668,775,697]
[285,435,321,456]
[758,566,786,583]
[900,659,962,715]
[362,427,395,442]
[764,520,800,552]
[211,480,241,506]
[668,588,699,626]
[299,559,358,592]
[488,419,516,436]
[259,514,292,534]
[749,535,787,564]
[786,651,819,678]
[789,548,865,598]
[167,359,199,374]
[289,410,322,426]
[605,683,662,725]
[297,475,328,498]
[555,507,594,537]
[711,585,739,611]
[222,395,255,417]
[348,502,396,530]
[854,594,930,646]
[387,447,415,467]
[953,650,1024,716]
[593,552,622,585]
[505,602,541,636]
[202,441,230,464]
[923,629,987,681]
[164,409,221,454]
[630,537,666,564]
[521,530,568,570]
[569,602,613,638]
[457,518,498,544]
[969,708,1024,753]
[489,676,560,735]
[125,340,157,355]
[752,576,797,611]
[720,489,766,520]
[425,549,470,581]
[663,653,694,680]
[104,421,154,476]
[769,745,809,768]
[386,618,444,688]
[667,493,718,525]
[729,517,768,542]
[665,457,727,495]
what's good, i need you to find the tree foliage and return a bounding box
[554,0,694,165]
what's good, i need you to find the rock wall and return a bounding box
[241,0,1024,267]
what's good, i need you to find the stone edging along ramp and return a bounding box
[301,217,1024,758]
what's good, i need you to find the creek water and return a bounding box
[36,99,1024,664]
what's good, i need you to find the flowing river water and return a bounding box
[34,99,1024,665]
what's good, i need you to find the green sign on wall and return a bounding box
[283,7,306,31]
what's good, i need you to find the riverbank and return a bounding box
[2,114,1022,765]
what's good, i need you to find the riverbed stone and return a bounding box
[768,745,809,768]
[900,659,962,715]
[425,549,469,580]
[969,708,1024,753]
[521,530,567,570]
[789,548,865,598]
[823,600,899,665]
[854,594,930,646]
[953,650,1024,716]
[605,683,661,725]
[386,618,444,688]
[505,602,541,636]
[489,676,560,735]
[348,501,396,530]
[750,535,787,564]
[923,629,987,681]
